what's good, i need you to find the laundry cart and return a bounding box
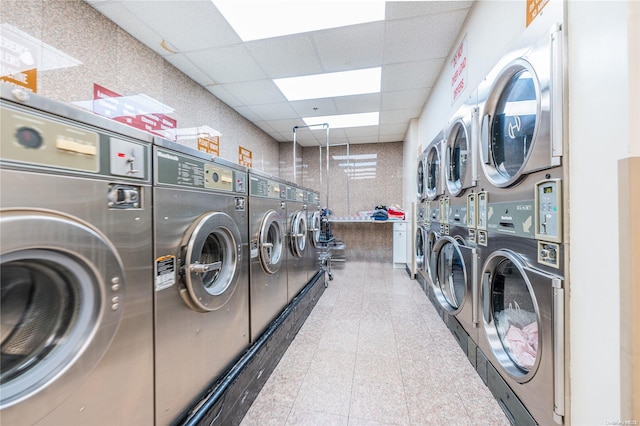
[316,208,348,284]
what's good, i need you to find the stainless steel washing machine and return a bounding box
[0,85,154,425]
[285,184,308,302]
[305,189,322,282]
[248,169,287,342]
[416,150,427,203]
[153,138,249,425]
[425,131,445,203]
[414,200,429,291]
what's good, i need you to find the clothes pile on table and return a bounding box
[371,204,405,221]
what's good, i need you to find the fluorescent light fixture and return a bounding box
[213,1,385,41]
[303,112,379,129]
[332,154,377,161]
[338,162,377,168]
[275,68,381,101]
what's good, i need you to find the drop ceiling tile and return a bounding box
[248,103,298,121]
[384,10,469,63]
[378,133,405,143]
[290,98,339,118]
[379,107,422,125]
[379,123,408,136]
[122,1,241,52]
[313,21,385,72]
[382,59,443,91]
[344,125,379,138]
[185,45,266,84]
[264,118,306,134]
[206,85,243,108]
[234,106,263,122]
[381,88,430,111]
[386,1,473,20]
[221,80,288,105]
[246,34,324,79]
[164,53,216,87]
[333,93,381,115]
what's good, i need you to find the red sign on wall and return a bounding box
[450,35,467,104]
[93,84,177,137]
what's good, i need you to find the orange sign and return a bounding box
[1,68,37,92]
[526,0,550,27]
[197,136,220,156]
[239,146,252,168]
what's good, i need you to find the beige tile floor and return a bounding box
[240,260,510,426]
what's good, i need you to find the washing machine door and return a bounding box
[432,236,474,314]
[309,210,321,247]
[258,209,284,274]
[481,249,561,383]
[479,48,560,187]
[180,211,242,313]
[0,209,123,414]
[416,156,426,201]
[425,143,441,201]
[425,229,439,286]
[445,118,473,197]
[289,210,307,258]
[414,226,426,270]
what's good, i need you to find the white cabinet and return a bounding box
[392,222,407,268]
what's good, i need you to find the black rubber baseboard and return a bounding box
[176,270,326,426]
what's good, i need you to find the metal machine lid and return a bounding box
[180,212,242,312]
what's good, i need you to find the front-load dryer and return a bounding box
[0,85,154,425]
[285,184,308,302]
[476,23,565,207]
[425,131,445,203]
[416,151,427,202]
[153,138,249,425]
[444,94,478,200]
[477,236,565,425]
[248,170,287,342]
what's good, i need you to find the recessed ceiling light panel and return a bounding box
[213,1,385,41]
[275,68,381,101]
[303,112,379,129]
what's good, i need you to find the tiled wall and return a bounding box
[281,142,404,261]
[2,0,280,174]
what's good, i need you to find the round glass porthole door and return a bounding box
[416,157,426,200]
[425,230,439,285]
[258,210,283,274]
[0,210,122,410]
[483,61,539,187]
[482,250,540,380]
[433,236,466,312]
[415,227,425,269]
[309,210,321,247]
[289,210,307,258]
[445,120,470,196]
[181,211,242,312]
[425,145,441,200]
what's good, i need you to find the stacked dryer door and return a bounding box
[0,86,154,425]
[431,96,481,344]
[475,22,566,425]
[248,171,287,342]
[414,201,429,292]
[153,139,249,425]
[285,185,308,302]
[306,189,322,282]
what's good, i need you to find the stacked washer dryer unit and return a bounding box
[153,138,250,425]
[285,183,308,302]
[474,21,566,425]
[414,151,429,292]
[0,85,154,425]
[424,131,445,319]
[431,96,481,354]
[305,189,322,282]
[247,170,287,342]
